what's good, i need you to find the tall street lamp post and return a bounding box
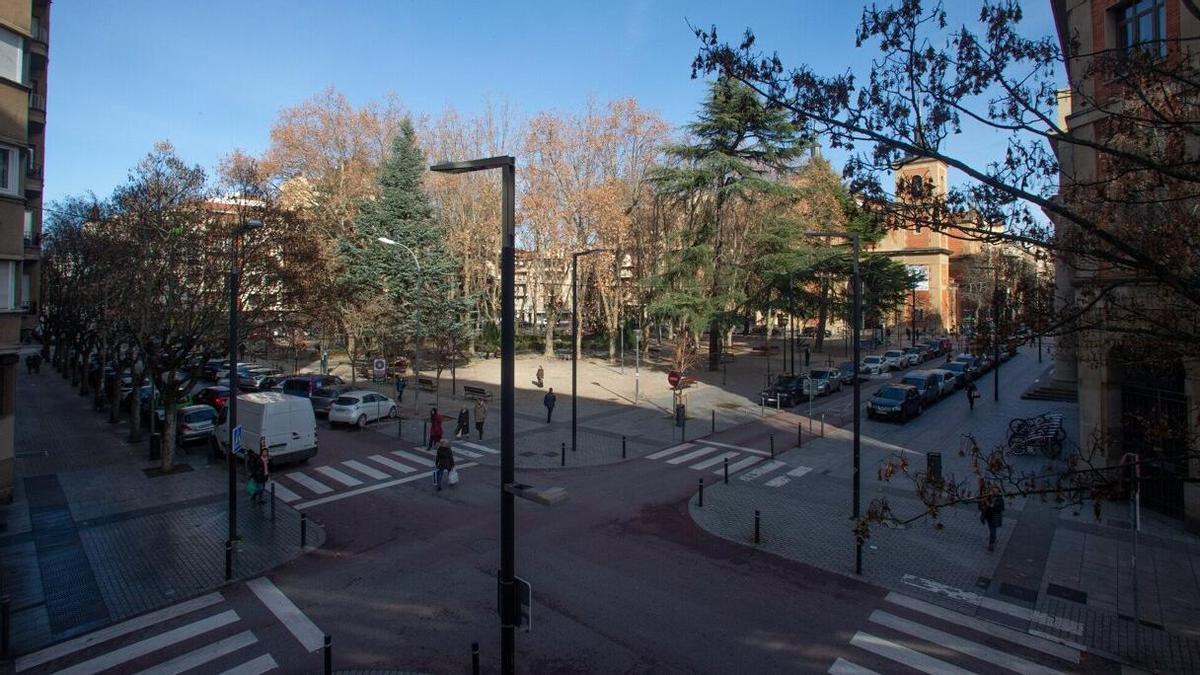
[430,156,519,674]
[807,230,862,575]
[228,218,263,543]
[377,237,422,412]
[571,249,607,455]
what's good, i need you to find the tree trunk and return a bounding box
[347,333,357,384]
[128,393,142,443]
[815,277,830,352]
[160,401,176,473]
[543,315,556,358]
[707,320,721,371]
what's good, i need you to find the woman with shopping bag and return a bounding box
[434,439,455,491]
[248,437,270,505]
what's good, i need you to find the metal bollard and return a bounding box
[301,513,308,548]
[698,478,704,508]
[724,457,729,484]
[622,435,626,459]
[270,482,276,522]
[798,422,803,448]
[711,410,715,434]
[225,540,233,580]
[809,416,813,435]
[681,416,686,442]
[770,434,775,458]
[324,634,332,674]
[398,415,403,439]
[561,442,565,467]
[423,420,428,447]
[821,413,825,437]
[1,594,10,659]
[754,510,761,544]
[472,642,480,675]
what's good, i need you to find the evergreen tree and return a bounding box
[650,78,809,370]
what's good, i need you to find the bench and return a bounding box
[463,385,492,401]
[554,349,571,360]
[417,376,437,392]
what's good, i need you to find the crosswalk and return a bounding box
[270,442,492,508]
[830,592,1084,674]
[16,578,320,674]
[643,440,814,488]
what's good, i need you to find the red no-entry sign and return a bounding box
[668,371,681,387]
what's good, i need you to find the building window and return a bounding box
[0,28,21,84]
[0,146,18,196]
[1115,0,1168,60]
[0,261,15,311]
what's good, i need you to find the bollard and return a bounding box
[809,416,813,435]
[622,435,626,459]
[270,482,276,522]
[423,419,428,447]
[821,413,825,437]
[711,410,715,434]
[1,594,9,659]
[225,540,233,580]
[797,422,802,448]
[724,457,729,484]
[770,434,775,458]
[301,513,308,548]
[681,416,686,442]
[324,634,332,674]
[472,642,480,675]
[698,478,704,508]
[561,442,565,467]
[754,510,761,544]
[398,415,403,439]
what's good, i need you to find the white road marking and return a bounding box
[787,466,813,478]
[247,577,324,652]
[739,460,787,482]
[367,454,416,474]
[646,443,695,460]
[828,657,880,675]
[900,575,1083,636]
[15,593,224,672]
[458,440,499,454]
[849,631,973,675]
[716,455,763,476]
[268,480,301,503]
[393,450,435,467]
[341,460,388,481]
[284,472,332,495]
[135,630,257,675]
[666,446,720,465]
[700,439,771,456]
[221,653,279,675]
[449,446,482,458]
[55,610,240,675]
[764,475,791,488]
[688,451,740,471]
[869,610,1063,675]
[294,463,478,509]
[314,466,363,487]
[885,593,1080,663]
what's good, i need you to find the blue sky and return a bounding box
[45,0,1056,204]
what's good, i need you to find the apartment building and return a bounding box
[0,0,48,501]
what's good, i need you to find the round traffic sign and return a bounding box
[668,371,681,387]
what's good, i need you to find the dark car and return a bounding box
[866,384,923,422]
[310,384,355,417]
[900,371,941,407]
[953,354,981,380]
[280,374,346,398]
[761,375,804,407]
[836,361,868,385]
[195,386,232,413]
[941,361,971,387]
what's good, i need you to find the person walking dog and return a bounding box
[474,398,487,440]
[434,439,455,491]
[979,485,1005,551]
[535,365,545,388]
[543,388,557,423]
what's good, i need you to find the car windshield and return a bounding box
[902,377,926,388]
[334,396,360,405]
[865,357,883,364]
[809,370,831,379]
[283,379,310,392]
[314,387,338,398]
[185,409,216,423]
[945,363,966,372]
[876,387,906,400]
[885,351,902,358]
[208,387,229,396]
[774,376,797,387]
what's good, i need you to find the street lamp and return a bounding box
[377,237,423,411]
[571,248,609,455]
[429,155,520,674]
[228,218,262,545]
[806,230,862,575]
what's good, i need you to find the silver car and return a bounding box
[328,390,398,428]
[803,368,843,396]
[177,404,218,445]
[928,369,958,397]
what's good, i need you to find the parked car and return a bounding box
[803,368,843,397]
[953,354,981,380]
[861,355,889,375]
[801,326,832,338]
[214,391,318,465]
[882,350,906,371]
[239,367,282,391]
[900,371,941,407]
[866,384,923,421]
[902,347,925,365]
[761,375,805,407]
[202,359,226,380]
[310,384,355,417]
[929,368,958,396]
[195,386,232,415]
[836,361,866,385]
[280,374,346,399]
[176,404,219,445]
[941,361,971,387]
[328,390,398,428]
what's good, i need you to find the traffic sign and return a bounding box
[497,574,533,632]
[372,357,387,380]
[232,425,244,457]
[668,371,681,388]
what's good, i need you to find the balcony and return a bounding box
[28,18,48,60]
[23,234,41,254]
[28,92,45,131]
[24,167,42,197]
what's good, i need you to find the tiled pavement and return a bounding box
[0,354,323,655]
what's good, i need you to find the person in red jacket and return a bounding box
[427,407,443,450]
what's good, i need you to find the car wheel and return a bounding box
[356,415,367,429]
[388,406,397,418]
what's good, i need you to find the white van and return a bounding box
[214,391,318,465]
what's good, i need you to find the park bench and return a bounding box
[647,345,663,358]
[463,385,493,401]
[417,376,437,392]
[554,349,571,360]
[1007,412,1065,457]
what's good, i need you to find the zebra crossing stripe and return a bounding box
[787,466,813,478]
[868,610,1064,675]
[700,439,770,457]
[666,446,720,465]
[135,629,257,675]
[367,454,416,474]
[715,455,762,476]
[341,460,388,481]
[849,631,972,675]
[646,443,695,460]
[220,653,278,675]
[459,441,499,454]
[55,611,240,675]
[688,451,739,471]
[247,577,325,652]
[394,450,435,467]
[450,446,482,458]
[739,460,787,482]
[764,475,791,488]
[285,472,332,495]
[315,466,363,487]
[268,481,301,503]
[828,657,880,675]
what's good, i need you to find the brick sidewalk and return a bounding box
[0,349,324,655]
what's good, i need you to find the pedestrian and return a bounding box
[966,381,979,411]
[434,439,455,491]
[979,485,1005,551]
[474,398,487,440]
[249,438,270,506]
[394,373,407,402]
[454,406,470,438]
[543,388,557,423]
[24,354,32,375]
[31,353,40,373]
[427,408,443,450]
[535,365,545,388]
